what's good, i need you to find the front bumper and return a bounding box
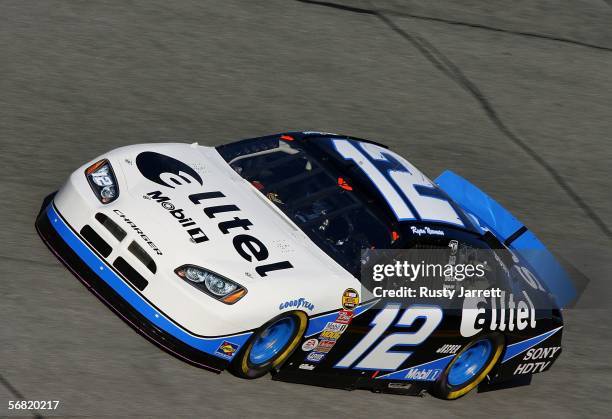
[35,194,249,373]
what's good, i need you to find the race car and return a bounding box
[35,131,576,399]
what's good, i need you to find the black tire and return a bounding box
[230,311,308,379]
[432,333,505,400]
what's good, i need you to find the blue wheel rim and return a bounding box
[249,317,297,365]
[448,340,493,386]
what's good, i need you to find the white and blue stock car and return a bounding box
[36,132,575,399]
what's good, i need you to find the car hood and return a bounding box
[108,143,354,296]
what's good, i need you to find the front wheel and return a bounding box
[230,311,307,379]
[432,333,504,400]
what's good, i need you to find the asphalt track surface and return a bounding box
[2,0,612,417]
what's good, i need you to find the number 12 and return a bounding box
[332,139,464,227]
[336,304,443,370]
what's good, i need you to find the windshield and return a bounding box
[226,145,397,276]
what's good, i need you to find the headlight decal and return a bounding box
[175,265,247,304]
[85,159,119,204]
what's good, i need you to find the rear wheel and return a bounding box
[432,333,504,400]
[231,311,307,379]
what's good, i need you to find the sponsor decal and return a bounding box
[511,344,561,373]
[215,341,240,359]
[137,151,294,278]
[306,352,326,363]
[335,309,353,325]
[303,307,357,365]
[513,361,551,375]
[436,344,461,355]
[279,298,315,311]
[511,342,563,375]
[523,346,561,361]
[136,151,203,189]
[410,226,444,236]
[502,326,562,363]
[314,339,336,354]
[301,338,319,352]
[112,209,163,255]
[460,291,536,337]
[342,288,359,311]
[404,367,443,381]
[375,355,453,381]
[320,330,342,340]
[144,191,209,244]
[323,322,347,333]
[298,363,315,370]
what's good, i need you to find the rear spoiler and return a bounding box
[435,170,577,308]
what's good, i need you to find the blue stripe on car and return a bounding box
[376,355,454,381]
[502,326,562,363]
[47,204,252,358]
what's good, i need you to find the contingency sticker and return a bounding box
[342,288,359,311]
[302,291,358,367]
[215,341,240,359]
